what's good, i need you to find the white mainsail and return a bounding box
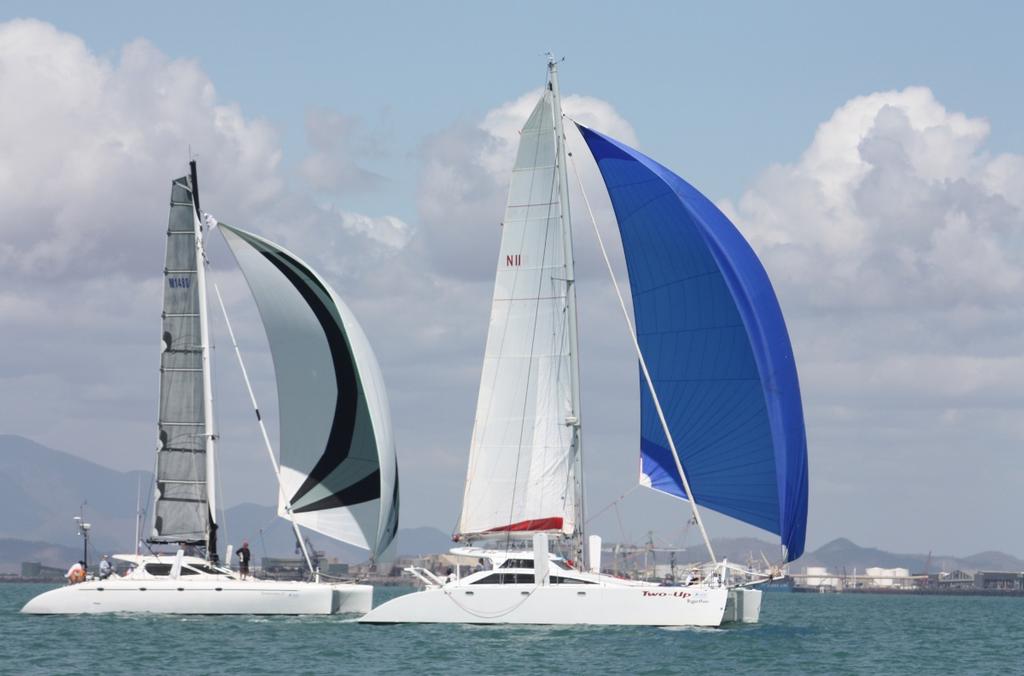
[220,224,398,558]
[457,81,581,538]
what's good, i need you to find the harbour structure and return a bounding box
[19,562,65,581]
[973,571,1024,591]
[791,566,1024,595]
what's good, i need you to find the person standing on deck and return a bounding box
[98,555,112,580]
[237,542,251,580]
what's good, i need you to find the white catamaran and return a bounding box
[361,59,808,627]
[23,162,399,615]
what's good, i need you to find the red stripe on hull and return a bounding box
[485,517,564,533]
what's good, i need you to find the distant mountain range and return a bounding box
[210,502,453,563]
[0,434,149,553]
[0,538,81,572]
[2,434,1022,574]
[661,536,1024,574]
[796,537,1024,574]
[0,434,453,572]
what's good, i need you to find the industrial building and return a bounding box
[793,565,1024,595]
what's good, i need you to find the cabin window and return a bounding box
[496,558,570,570]
[144,564,172,576]
[180,564,222,575]
[470,573,534,585]
[470,572,595,585]
[549,576,596,585]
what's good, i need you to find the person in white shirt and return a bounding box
[98,555,112,580]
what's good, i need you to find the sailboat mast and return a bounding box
[134,474,141,557]
[547,57,585,565]
[189,160,219,561]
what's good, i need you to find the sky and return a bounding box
[1,1,1022,559]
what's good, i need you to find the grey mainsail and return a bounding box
[151,171,215,547]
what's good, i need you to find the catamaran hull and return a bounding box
[21,580,372,615]
[360,585,735,626]
[724,587,762,623]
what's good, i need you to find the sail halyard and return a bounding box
[547,57,586,563]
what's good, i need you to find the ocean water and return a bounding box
[2,584,1021,675]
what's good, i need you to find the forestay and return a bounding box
[152,175,212,544]
[220,224,398,558]
[457,89,579,538]
[577,125,809,561]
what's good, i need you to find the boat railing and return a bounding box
[700,559,776,588]
[404,566,446,588]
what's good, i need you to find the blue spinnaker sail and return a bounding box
[577,124,808,561]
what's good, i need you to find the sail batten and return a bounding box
[577,124,809,561]
[220,224,398,557]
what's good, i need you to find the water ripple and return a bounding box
[2,584,1021,675]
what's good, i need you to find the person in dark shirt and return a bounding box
[237,541,251,580]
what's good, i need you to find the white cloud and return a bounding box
[0,19,282,280]
[475,89,638,179]
[720,86,1024,552]
[299,107,387,194]
[729,86,1024,311]
[417,87,638,281]
[731,86,1024,362]
[335,210,413,249]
